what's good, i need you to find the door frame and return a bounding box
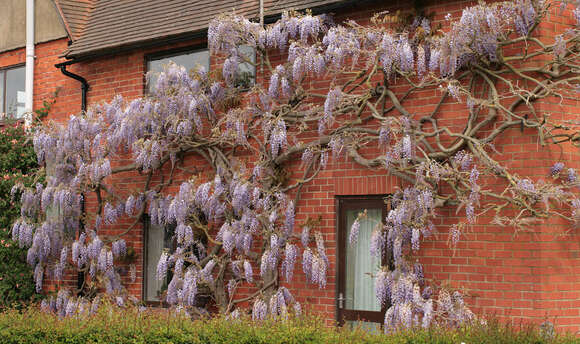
[335,195,389,326]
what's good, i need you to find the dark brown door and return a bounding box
[336,196,388,330]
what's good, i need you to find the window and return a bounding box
[235,45,256,89]
[143,218,175,302]
[336,196,389,331]
[147,48,210,93]
[0,65,26,118]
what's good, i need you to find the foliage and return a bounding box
[0,305,575,344]
[0,122,40,308]
[12,0,580,332]
[33,89,60,120]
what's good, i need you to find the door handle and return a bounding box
[337,292,345,309]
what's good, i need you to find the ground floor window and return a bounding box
[143,218,175,302]
[336,195,388,330]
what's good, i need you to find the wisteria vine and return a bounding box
[11,0,580,332]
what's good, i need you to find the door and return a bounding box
[336,196,388,330]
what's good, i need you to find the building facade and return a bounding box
[2,0,580,332]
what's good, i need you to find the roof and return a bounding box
[53,0,95,41]
[55,0,348,60]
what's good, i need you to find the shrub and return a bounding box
[0,122,40,308]
[0,305,575,344]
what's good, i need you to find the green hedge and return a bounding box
[0,305,575,344]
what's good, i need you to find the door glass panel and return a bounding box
[5,66,25,118]
[345,208,381,312]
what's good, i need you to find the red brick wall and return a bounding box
[7,0,579,333]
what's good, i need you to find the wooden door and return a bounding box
[336,196,388,330]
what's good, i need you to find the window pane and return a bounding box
[345,208,381,312]
[0,70,4,114]
[145,222,174,301]
[5,66,26,118]
[147,49,209,93]
[236,45,256,88]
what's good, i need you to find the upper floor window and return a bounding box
[235,45,256,89]
[146,46,256,93]
[0,65,26,118]
[147,48,210,93]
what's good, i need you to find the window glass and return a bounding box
[147,49,209,93]
[345,208,382,312]
[236,45,256,88]
[144,221,175,302]
[5,66,26,118]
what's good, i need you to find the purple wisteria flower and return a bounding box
[417,45,426,77]
[568,168,577,183]
[111,239,126,258]
[379,125,391,147]
[375,269,391,306]
[157,252,169,281]
[517,178,536,193]
[302,248,313,280]
[370,229,385,258]
[282,244,297,282]
[320,87,342,133]
[551,162,564,176]
[270,118,287,157]
[243,260,253,282]
[301,148,314,166]
[514,0,536,36]
[553,35,566,59]
[285,201,295,234]
[252,299,268,321]
[453,150,472,171]
[349,218,360,245]
[301,226,310,246]
[329,135,344,160]
[450,225,461,247]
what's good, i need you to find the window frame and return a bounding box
[335,195,390,327]
[0,63,26,119]
[144,45,210,95]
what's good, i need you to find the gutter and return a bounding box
[54,61,89,112]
